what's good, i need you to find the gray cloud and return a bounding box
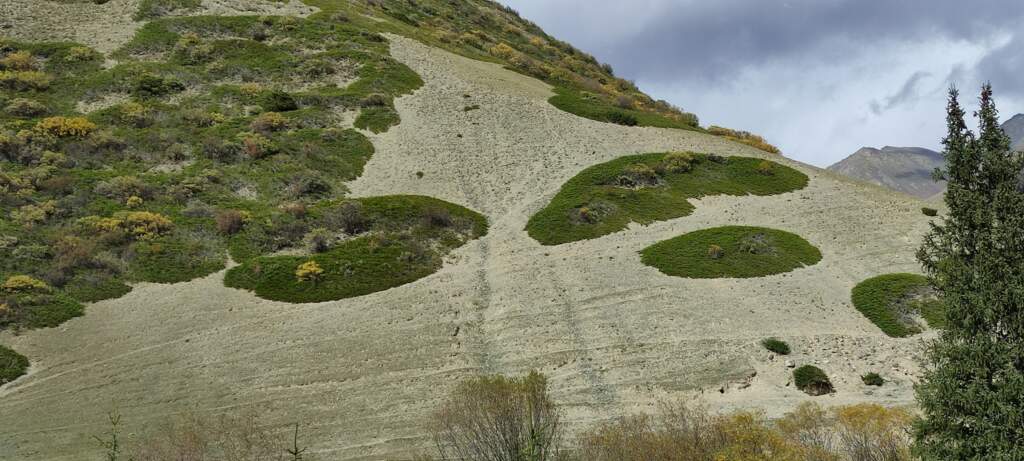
[976,33,1024,98]
[871,71,932,115]
[505,0,1024,89]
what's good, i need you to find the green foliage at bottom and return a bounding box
[548,87,700,130]
[0,345,29,385]
[641,226,822,279]
[862,372,885,386]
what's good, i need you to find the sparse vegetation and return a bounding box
[527,153,808,245]
[761,338,791,355]
[851,273,945,337]
[794,365,834,396]
[641,226,822,279]
[426,373,911,461]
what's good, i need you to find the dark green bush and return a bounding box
[922,207,938,217]
[260,90,298,112]
[794,365,833,396]
[862,372,885,386]
[0,345,29,385]
[761,338,790,355]
[133,74,185,98]
[607,111,638,126]
[851,273,944,337]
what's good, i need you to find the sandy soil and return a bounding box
[0,0,315,54]
[0,36,934,460]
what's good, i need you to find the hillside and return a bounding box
[1004,113,1024,151]
[828,114,1024,198]
[1,1,933,459]
[827,146,946,198]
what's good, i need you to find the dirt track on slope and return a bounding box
[0,36,932,460]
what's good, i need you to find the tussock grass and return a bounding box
[640,226,822,279]
[526,153,808,245]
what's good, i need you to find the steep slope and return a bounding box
[2,2,932,460]
[828,146,945,198]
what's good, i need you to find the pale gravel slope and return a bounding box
[0,36,933,460]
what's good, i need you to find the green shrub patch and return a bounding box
[640,226,822,279]
[0,345,29,385]
[851,274,946,337]
[224,196,487,303]
[761,338,791,355]
[862,372,885,387]
[526,153,808,245]
[794,365,833,396]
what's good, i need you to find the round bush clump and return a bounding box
[921,207,938,217]
[641,226,822,279]
[761,338,790,355]
[527,153,809,245]
[862,372,885,387]
[851,273,945,337]
[0,345,29,385]
[794,365,833,396]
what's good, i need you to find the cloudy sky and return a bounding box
[499,0,1024,167]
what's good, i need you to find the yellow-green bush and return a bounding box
[2,275,50,293]
[0,51,36,71]
[250,112,288,133]
[708,126,781,154]
[34,116,97,138]
[0,70,53,91]
[79,211,173,240]
[295,260,323,282]
[11,200,58,227]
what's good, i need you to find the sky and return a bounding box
[498,0,1024,167]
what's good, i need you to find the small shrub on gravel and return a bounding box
[0,345,30,385]
[862,372,885,386]
[921,207,938,217]
[761,338,790,355]
[794,365,833,396]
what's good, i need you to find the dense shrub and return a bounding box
[294,260,323,282]
[707,126,781,154]
[862,372,885,386]
[794,365,833,396]
[760,338,790,355]
[215,210,247,235]
[250,112,289,133]
[5,98,47,117]
[0,345,30,385]
[921,207,938,217]
[2,275,50,293]
[0,51,37,71]
[0,70,52,91]
[133,74,184,98]
[303,228,334,253]
[260,90,298,112]
[34,117,97,138]
[659,152,696,174]
[607,111,638,126]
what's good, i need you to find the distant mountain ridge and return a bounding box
[827,113,1024,198]
[828,146,946,198]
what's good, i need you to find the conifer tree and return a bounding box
[914,84,1024,459]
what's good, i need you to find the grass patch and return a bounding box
[851,273,946,337]
[549,87,699,130]
[224,195,487,303]
[761,338,791,355]
[0,345,29,385]
[640,226,821,279]
[794,365,833,396]
[526,153,808,245]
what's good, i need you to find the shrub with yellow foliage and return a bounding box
[707,126,781,154]
[11,200,57,227]
[0,70,53,91]
[79,211,173,240]
[34,117,97,138]
[295,261,324,282]
[0,51,36,71]
[2,275,50,293]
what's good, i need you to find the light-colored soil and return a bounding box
[0,0,316,55]
[0,0,142,54]
[0,36,933,460]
